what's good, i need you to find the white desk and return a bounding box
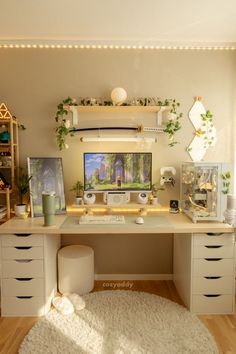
[0,212,233,234]
[0,212,235,316]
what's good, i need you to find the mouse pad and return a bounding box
[61,215,172,228]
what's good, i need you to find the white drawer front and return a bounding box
[2,246,44,260]
[192,294,234,314]
[2,278,44,296]
[193,244,234,259]
[1,296,45,316]
[192,276,234,294]
[193,258,234,276]
[1,234,44,247]
[2,260,44,278]
[193,233,234,246]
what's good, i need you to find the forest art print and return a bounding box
[27,157,66,216]
[84,153,152,191]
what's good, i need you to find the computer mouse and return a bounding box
[135,217,144,224]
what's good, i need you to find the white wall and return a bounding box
[1,48,235,274]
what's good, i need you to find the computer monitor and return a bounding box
[84,152,152,192]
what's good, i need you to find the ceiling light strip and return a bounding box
[0,44,235,50]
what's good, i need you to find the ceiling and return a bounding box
[1,0,236,48]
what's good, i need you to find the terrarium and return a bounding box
[181,162,229,222]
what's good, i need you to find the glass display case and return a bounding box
[181,162,229,223]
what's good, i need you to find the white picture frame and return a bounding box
[27,157,66,217]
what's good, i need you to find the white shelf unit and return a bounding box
[65,104,170,131]
[0,233,61,316]
[67,105,169,113]
[0,106,19,221]
[174,232,235,314]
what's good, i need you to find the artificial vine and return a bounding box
[55,97,77,150]
[54,96,182,150]
[221,171,231,194]
[200,110,216,148]
[159,99,182,147]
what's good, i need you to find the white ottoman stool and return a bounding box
[58,245,94,295]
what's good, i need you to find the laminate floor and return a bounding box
[0,281,235,354]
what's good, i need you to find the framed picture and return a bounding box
[27,157,66,217]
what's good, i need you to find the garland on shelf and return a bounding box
[54,96,182,150]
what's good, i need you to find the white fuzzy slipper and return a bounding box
[64,293,86,311]
[52,296,74,315]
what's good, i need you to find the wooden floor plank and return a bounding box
[0,281,235,354]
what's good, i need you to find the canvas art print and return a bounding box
[27,157,66,217]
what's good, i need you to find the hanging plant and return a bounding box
[55,97,77,150]
[158,99,182,147]
[199,110,216,149]
[54,96,182,150]
[221,171,231,194]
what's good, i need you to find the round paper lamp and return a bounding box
[111,87,127,105]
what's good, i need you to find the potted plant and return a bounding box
[14,169,32,217]
[70,180,84,205]
[151,183,164,205]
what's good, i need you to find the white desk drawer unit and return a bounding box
[1,234,44,247]
[191,233,235,314]
[2,246,44,260]
[192,294,233,314]
[2,259,44,278]
[2,278,44,297]
[0,233,60,317]
[2,296,45,317]
[173,232,235,315]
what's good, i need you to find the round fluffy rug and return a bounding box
[19,291,218,354]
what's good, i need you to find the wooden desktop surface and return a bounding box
[0,212,233,234]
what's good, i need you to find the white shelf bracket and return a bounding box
[70,106,79,126]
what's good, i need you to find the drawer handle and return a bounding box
[15,278,33,281]
[16,296,33,299]
[204,258,222,261]
[14,246,32,250]
[15,259,33,263]
[203,294,221,297]
[206,233,223,236]
[204,276,222,280]
[204,245,222,249]
[14,234,32,237]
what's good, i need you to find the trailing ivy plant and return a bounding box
[55,97,77,150]
[200,110,216,148]
[158,99,182,147]
[54,96,182,150]
[221,171,231,195]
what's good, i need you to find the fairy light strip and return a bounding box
[0,43,235,50]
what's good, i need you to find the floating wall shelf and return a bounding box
[64,104,170,128]
[65,105,170,113]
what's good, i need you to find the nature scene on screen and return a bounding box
[28,158,66,216]
[84,153,152,191]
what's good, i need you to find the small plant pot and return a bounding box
[74,196,83,205]
[151,197,158,206]
[14,204,27,217]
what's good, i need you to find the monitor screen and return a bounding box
[84,153,152,191]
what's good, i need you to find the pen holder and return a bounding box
[42,193,56,226]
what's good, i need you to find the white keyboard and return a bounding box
[79,215,125,225]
